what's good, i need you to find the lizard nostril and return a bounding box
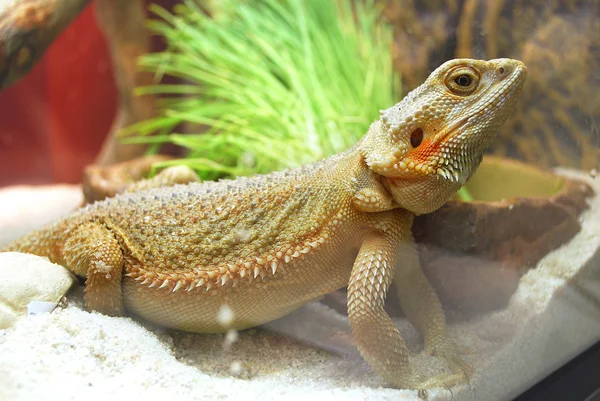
[496,65,510,78]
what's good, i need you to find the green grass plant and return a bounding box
[121,0,473,201]
[121,0,400,180]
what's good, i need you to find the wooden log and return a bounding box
[0,0,91,90]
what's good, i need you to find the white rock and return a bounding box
[0,252,75,329]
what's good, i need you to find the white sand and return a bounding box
[1,170,599,401]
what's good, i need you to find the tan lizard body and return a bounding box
[2,58,527,391]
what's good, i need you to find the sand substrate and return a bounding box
[0,169,598,401]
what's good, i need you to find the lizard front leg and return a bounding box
[62,222,125,316]
[347,211,420,388]
[395,236,473,386]
[347,210,471,391]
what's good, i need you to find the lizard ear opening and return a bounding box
[410,128,423,148]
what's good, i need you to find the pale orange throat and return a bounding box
[404,137,441,168]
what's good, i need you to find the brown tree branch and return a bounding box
[0,0,92,90]
[93,0,156,166]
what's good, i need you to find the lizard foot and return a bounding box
[414,370,472,400]
[425,338,474,381]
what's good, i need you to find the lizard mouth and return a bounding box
[435,116,470,144]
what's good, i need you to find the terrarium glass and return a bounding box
[0,1,598,401]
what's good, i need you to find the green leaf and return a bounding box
[123,0,401,180]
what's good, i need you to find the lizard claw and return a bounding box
[425,338,474,381]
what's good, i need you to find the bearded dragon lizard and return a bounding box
[1,58,527,391]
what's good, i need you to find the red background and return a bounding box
[0,2,118,186]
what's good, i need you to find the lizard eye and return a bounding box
[455,75,472,86]
[445,67,479,96]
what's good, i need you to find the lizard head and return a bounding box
[361,58,527,215]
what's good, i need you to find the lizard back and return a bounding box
[81,147,367,292]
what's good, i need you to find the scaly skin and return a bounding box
[2,58,527,391]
